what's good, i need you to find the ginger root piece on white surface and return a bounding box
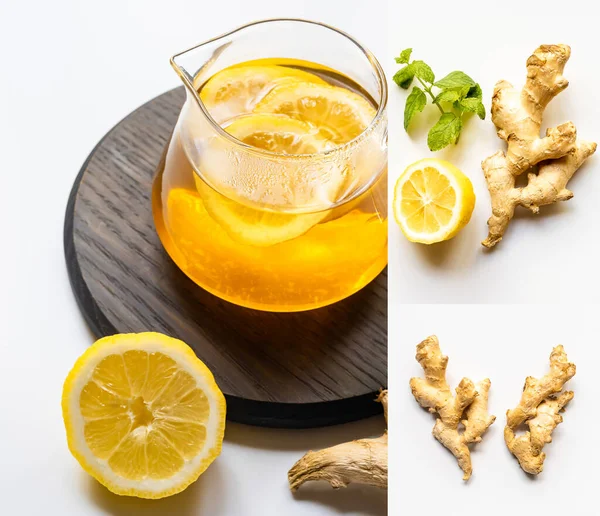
[482,44,596,248]
[288,391,388,491]
[505,345,576,475]
[410,336,495,480]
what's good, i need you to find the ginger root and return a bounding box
[288,391,387,491]
[505,345,576,475]
[410,336,495,480]
[482,44,596,248]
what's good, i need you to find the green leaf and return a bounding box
[434,71,475,90]
[427,113,463,151]
[467,83,482,99]
[434,84,470,105]
[434,89,461,104]
[457,84,472,99]
[459,97,486,119]
[393,64,415,89]
[411,60,435,83]
[395,48,413,64]
[404,86,427,130]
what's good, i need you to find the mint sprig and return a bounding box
[393,49,485,151]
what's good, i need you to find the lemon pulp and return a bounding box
[254,81,376,144]
[199,63,327,123]
[393,158,475,244]
[62,333,226,499]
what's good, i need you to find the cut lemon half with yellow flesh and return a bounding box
[195,114,343,247]
[254,82,376,144]
[200,65,326,122]
[62,333,226,499]
[393,158,475,244]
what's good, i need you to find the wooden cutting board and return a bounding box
[64,86,387,428]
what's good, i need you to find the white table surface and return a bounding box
[0,1,387,514]
[388,1,600,304]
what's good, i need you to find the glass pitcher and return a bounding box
[152,19,388,312]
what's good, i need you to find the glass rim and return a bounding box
[170,18,388,214]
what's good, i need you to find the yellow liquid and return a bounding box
[152,59,387,311]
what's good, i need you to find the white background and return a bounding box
[388,1,600,304]
[391,304,599,514]
[0,1,387,515]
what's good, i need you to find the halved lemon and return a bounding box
[194,114,344,247]
[393,158,475,244]
[62,333,226,499]
[254,82,376,144]
[199,65,326,123]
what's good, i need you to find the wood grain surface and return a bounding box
[64,87,388,428]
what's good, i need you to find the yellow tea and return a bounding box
[153,58,387,311]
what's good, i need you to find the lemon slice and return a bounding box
[254,82,376,144]
[223,113,332,154]
[393,158,475,244]
[62,333,226,499]
[200,65,326,123]
[195,114,344,247]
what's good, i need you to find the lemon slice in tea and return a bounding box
[222,113,333,154]
[62,333,226,499]
[195,113,344,247]
[200,65,326,122]
[393,158,475,244]
[254,82,376,144]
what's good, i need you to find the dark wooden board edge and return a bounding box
[63,91,385,429]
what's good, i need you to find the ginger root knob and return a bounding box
[505,345,576,474]
[288,391,388,491]
[482,44,596,247]
[410,336,495,480]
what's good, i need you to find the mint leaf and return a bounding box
[457,84,472,99]
[434,71,475,89]
[435,84,471,104]
[404,86,427,130]
[434,89,461,104]
[395,48,412,64]
[411,60,435,83]
[427,113,463,151]
[393,64,415,89]
[459,97,486,119]
[467,83,482,99]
